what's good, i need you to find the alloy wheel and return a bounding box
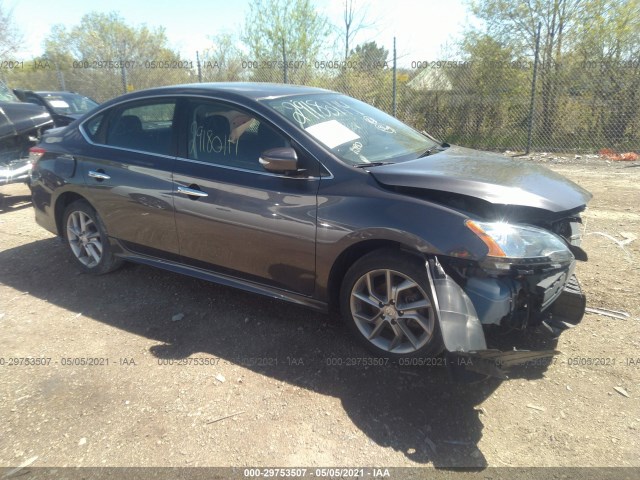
[66,210,103,268]
[349,269,435,355]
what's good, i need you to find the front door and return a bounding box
[172,98,319,296]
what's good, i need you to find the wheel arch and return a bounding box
[326,239,427,312]
[54,191,89,236]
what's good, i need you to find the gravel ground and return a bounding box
[0,156,639,472]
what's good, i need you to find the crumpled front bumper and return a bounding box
[447,349,561,380]
[426,257,586,379]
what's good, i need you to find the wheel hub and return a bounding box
[382,305,397,319]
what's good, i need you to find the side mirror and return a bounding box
[259,147,298,173]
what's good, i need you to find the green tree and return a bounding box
[199,33,246,82]
[349,41,388,67]
[455,33,530,147]
[242,0,331,83]
[466,0,582,141]
[462,0,640,150]
[571,0,640,146]
[4,55,68,92]
[43,12,191,101]
[337,41,391,111]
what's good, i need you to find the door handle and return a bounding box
[88,170,111,180]
[177,185,208,198]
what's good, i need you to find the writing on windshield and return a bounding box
[265,94,434,165]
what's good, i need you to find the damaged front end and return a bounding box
[427,216,587,380]
[1,99,54,186]
[365,145,593,379]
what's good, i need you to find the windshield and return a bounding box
[0,81,19,102]
[263,93,439,165]
[40,93,98,115]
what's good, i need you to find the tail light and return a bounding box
[28,146,46,165]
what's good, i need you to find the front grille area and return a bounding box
[551,215,584,246]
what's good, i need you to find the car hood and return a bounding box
[368,145,592,212]
[0,102,53,140]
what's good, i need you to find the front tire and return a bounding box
[63,200,123,275]
[340,249,444,358]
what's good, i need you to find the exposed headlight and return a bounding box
[466,220,574,267]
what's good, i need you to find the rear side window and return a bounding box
[93,100,176,156]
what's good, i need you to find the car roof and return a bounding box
[108,82,335,102]
[34,91,82,96]
[13,90,69,96]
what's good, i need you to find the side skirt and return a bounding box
[111,240,328,313]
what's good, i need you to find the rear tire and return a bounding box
[62,200,123,275]
[340,249,444,358]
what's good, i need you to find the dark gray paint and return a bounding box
[29,83,591,358]
[0,101,52,140]
[369,145,592,212]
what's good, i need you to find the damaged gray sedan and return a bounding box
[30,84,591,377]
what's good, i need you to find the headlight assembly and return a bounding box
[466,220,574,269]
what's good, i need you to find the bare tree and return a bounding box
[0,1,22,58]
[342,0,375,61]
[242,0,331,83]
[467,0,582,140]
[43,12,189,100]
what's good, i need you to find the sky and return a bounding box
[7,0,476,67]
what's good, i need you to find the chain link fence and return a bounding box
[2,49,639,153]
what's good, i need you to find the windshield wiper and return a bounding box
[418,143,448,158]
[353,161,394,168]
[418,148,435,158]
[420,130,447,145]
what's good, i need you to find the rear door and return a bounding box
[78,98,180,258]
[172,98,320,296]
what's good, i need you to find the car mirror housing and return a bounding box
[259,147,298,173]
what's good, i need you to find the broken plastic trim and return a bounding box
[425,256,487,352]
[426,255,567,380]
[447,349,561,380]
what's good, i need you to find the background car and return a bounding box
[1,81,53,186]
[13,89,98,127]
[29,83,591,378]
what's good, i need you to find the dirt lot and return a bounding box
[0,157,639,472]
